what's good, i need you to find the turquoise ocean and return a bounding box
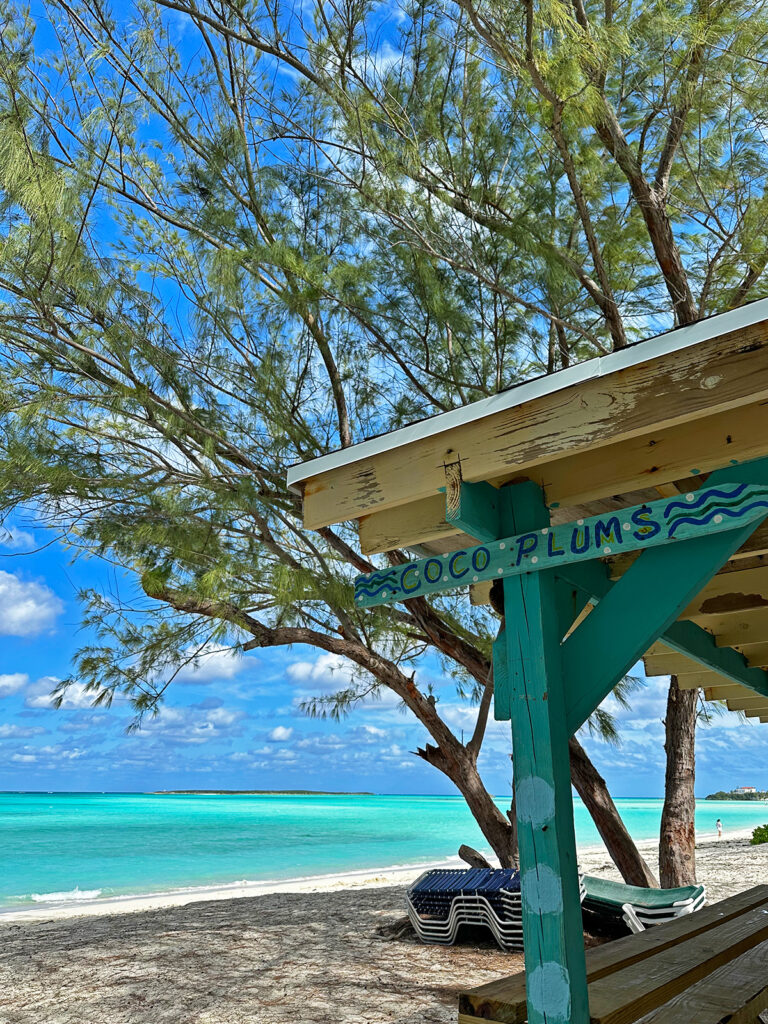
[2,792,766,910]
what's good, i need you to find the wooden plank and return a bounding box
[713,607,768,646]
[704,684,754,699]
[587,903,768,1024]
[675,671,724,689]
[636,938,768,1024]
[470,580,492,606]
[302,323,768,529]
[745,642,768,667]
[679,564,768,619]
[726,696,768,711]
[742,705,768,717]
[541,397,768,515]
[459,888,768,1024]
[353,482,768,608]
[644,653,703,675]
[357,400,768,555]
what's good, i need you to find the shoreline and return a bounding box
[1,827,754,923]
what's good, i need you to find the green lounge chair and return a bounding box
[582,874,706,934]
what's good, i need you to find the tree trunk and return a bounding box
[660,676,698,887]
[418,734,655,881]
[569,736,659,888]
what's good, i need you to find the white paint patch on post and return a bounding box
[522,865,563,915]
[528,961,571,1020]
[515,776,555,828]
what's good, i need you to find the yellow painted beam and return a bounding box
[711,608,768,647]
[675,672,725,689]
[680,565,768,619]
[356,400,768,554]
[303,324,768,530]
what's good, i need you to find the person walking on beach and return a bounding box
[716,818,723,839]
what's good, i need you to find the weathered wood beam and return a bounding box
[304,323,768,530]
[358,400,768,554]
[712,608,768,647]
[704,684,751,700]
[680,564,768,619]
[675,672,725,690]
[726,695,768,711]
[745,643,768,667]
[644,653,702,676]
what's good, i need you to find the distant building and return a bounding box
[733,786,758,794]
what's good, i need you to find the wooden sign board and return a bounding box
[354,482,768,608]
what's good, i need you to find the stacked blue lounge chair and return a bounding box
[406,867,587,952]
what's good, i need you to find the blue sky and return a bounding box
[1,522,768,798]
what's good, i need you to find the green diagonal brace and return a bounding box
[562,457,768,733]
[558,561,768,707]
[562,521,763,734]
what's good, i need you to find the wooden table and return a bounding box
[458,886,768,1024]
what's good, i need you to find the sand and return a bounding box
[1,834,766,1024]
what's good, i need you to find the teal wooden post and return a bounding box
[499,483,589,1024]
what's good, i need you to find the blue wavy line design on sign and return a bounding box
[355,571,400,598]
[667,500,768,538]
[663,483,749,518]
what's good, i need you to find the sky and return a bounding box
[1,522,768,798]
[2,3,767,801]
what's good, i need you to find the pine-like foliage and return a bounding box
[0,0,759,858]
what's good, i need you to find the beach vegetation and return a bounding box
[750,824,768,845]
[0,0,763,883]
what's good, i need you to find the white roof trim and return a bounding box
[287,297,768,491]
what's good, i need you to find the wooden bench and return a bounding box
[458,885,768,1024]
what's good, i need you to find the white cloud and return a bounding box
[0,673,29,697]
[138,704,246,744]
[25,678,95,710]
[174,644,244,684]
[268,726,293,742]
[11,753,36,763]
[0,571,63,636]
[287,652,357,686]
[286,652,401,710]
[0,526,34,549]
[0,723,46,738]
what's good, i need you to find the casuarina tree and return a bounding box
[3,0,761,882]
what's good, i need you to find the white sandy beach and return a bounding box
[1,833,766,1023]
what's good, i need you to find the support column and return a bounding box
[499,482,589,1024]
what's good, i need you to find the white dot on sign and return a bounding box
[604,546,611,554]
[443,576,448,582]
[473,575,478,582]
[686,493,695,502]
[531,556,538,564]
[498,569,503,574]
[541,528,549,535]
[623,522,631,530]
[577,518,584,525]
[382,591,388,597]
[499,542,506,549]
[714,514,723,523]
